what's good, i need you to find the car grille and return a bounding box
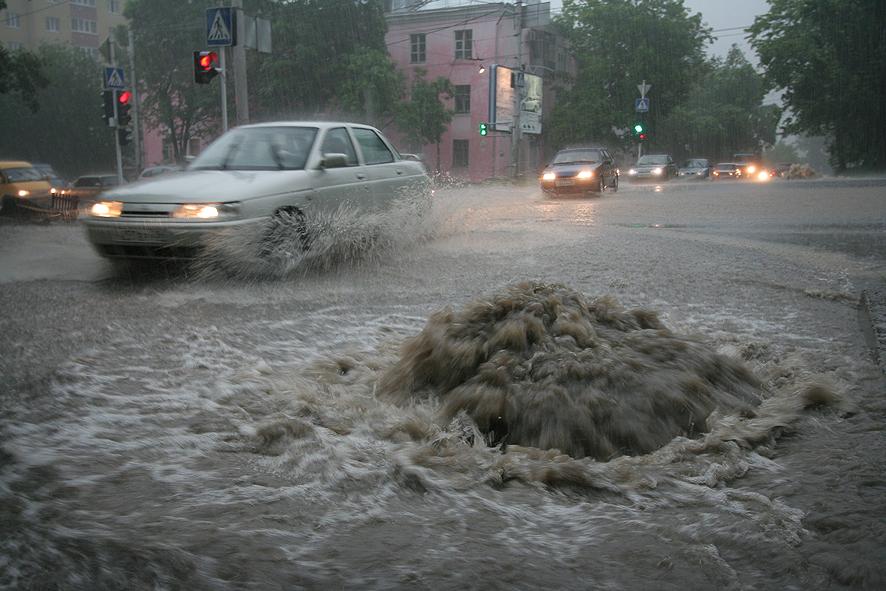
[121,204,174,217]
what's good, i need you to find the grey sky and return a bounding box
[682,0,771,60]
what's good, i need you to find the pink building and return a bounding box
[384,0,571,181]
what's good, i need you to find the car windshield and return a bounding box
[4,167,44,182]
[638,155,668,165]
[74,177,102,187]
[717,163,737,170]
[683,159,707,168]
[552,149,602,164]
[190,126,318,171]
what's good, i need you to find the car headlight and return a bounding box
[172,202,240,220]
[17,190,29,197]
[576,169,594,180]
[746,165,757,174]
[91,201,123,218]
[50,188,57,195]
[542,172,556,181]
[652,167,662,175]
[756,170,770,181]
[628,168,637,175]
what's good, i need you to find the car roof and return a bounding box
[239,121,380,131]
[0,160,34,169]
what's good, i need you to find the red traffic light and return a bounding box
[194,50,220,84]
[638,133,648,140]
[117,90,132,105]
[199,53,215,71]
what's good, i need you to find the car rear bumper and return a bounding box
[83,217,267,259]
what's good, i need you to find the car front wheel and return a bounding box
[609,174,619,192]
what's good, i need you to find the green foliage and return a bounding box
[549,0,711,150]
[0,10,48,113]
[763,140,800,165]
[749,0,886,171]
[0,45,114,178]
[251,0,396,120]
[395,69,453,170]
[657,46,781,160]
[125,0,223,163]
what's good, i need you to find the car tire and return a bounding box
[260,208,311,259]
[609,174,618,192]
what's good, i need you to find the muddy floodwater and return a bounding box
[1,179,885,590]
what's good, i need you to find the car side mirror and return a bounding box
[320,153,348,169]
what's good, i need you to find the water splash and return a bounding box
[379,282,765,460]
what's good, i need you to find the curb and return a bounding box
[860,285,886,375]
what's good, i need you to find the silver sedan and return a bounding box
[83,122,430,259]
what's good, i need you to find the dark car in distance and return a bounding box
[627,154,677,181]
[712,162,743,180]
[677,158,712,179]
[540,147,619,195]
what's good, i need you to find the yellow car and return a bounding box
[0,161,52,214]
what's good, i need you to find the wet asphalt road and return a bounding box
[1,176,885,590]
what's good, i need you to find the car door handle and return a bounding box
[356,173,366,180]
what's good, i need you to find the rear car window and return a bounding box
[352,128,394,165]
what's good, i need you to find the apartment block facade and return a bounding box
[384,0,572,181]
[1,0,128,58]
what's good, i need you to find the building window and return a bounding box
[5,12,20,29]
[410,33,425,64]
[454,85,471,114]
[454,29,472,60]
[71,18,98,34]
[109,0,121,14]
[46,17,60,32]
[453,140,469,169]
[77,46,99,59]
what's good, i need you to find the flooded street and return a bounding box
[1,178,885,590]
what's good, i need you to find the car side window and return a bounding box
[352,128,394,165]
[320,127,358,166]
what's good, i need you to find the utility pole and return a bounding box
[511,0,523,179]
[127,27,141,174]
[232,0,249,125]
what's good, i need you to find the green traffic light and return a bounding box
[633,123,644,134]
[479,123,488,136]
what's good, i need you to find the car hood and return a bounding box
[634,163,667,170]
[546,162,602,175]
[102,169,309,203]
[679,167,704,173]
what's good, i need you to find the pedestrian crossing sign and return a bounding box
[104,67,125,90]
[206,7,236,47]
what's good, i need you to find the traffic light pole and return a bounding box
[109,43,124,185]
[219,48,228,132]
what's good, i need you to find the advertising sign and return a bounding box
[488,65,543,134]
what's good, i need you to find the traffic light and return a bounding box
[632,122,644,136]
[101,90,115,126]
[116,90,132,127]
[194,50,219,84]
[118,126,133,147]
[478,122,489,136]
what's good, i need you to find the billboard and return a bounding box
[488,65,543,134]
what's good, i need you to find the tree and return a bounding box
[0,45,114,178]
[657,46,781,161]
[0,0,48,111]
[396,69,453,172]
[124,0,223,164]
[749,0,886,171]
[549,0,711,151]
[250,0,397,120]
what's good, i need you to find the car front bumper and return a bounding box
[83,216,267,259]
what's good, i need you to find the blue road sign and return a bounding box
[635,97,650,113]
[104,67,125,90]
[206,7,236,47]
